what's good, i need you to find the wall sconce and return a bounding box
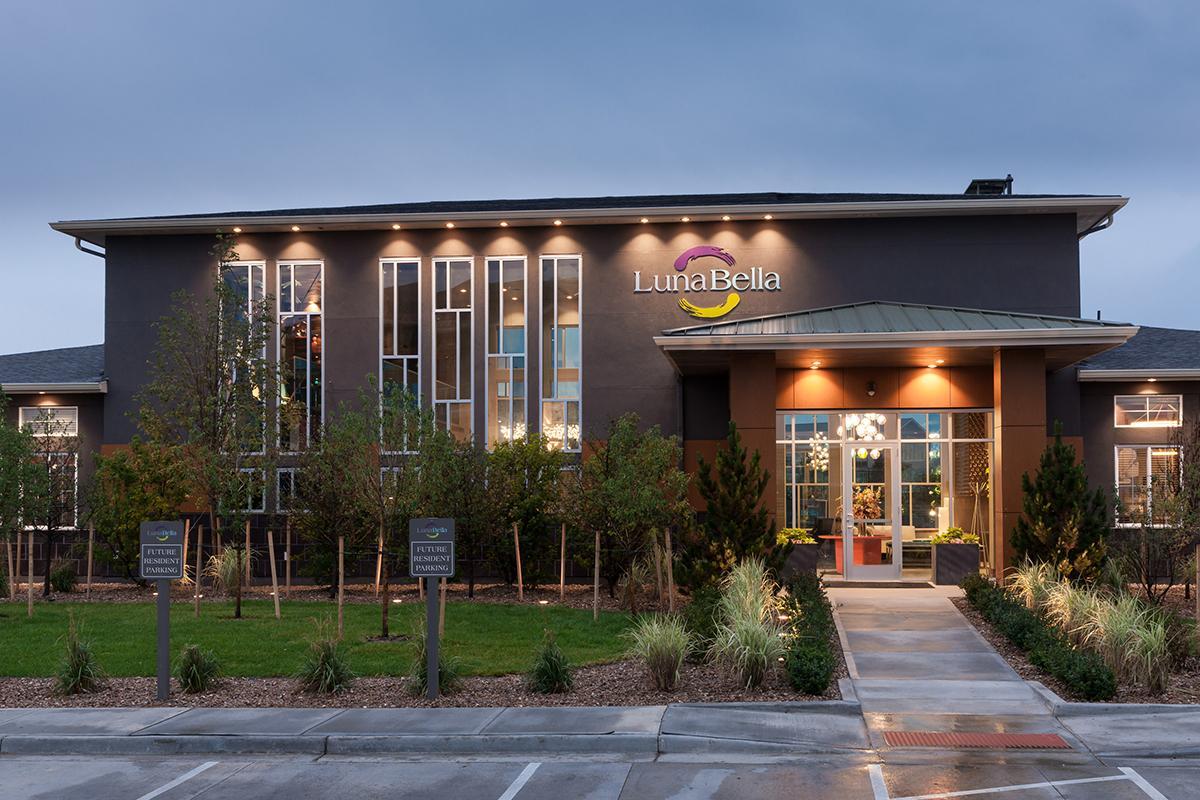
[866,380,877,397]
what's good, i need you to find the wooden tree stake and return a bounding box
[5,535,14,601]
[652,534,663,603]
[593,529,600,622]
[14,530,21,597]
[418,574,424,601]
[284,518,291,599]
[665,526,675,614]
[27,530,33,618]
[559,522,566,602]
[513,522,524,602]
[180,519,190,591]
[244,520,252,586]
[337,535,345,639]
[86,523,95,601]
[194,525,204,617]
[267,529,280,620]
[374,527,383,597]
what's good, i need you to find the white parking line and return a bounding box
[869,765,1170,800]
[134,761,219,800]
[496,762,541,800]
[868,764,889,799]
[1120,767,1171,800]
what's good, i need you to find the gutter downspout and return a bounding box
[74,237,105,258]
[1078,214,1113,241]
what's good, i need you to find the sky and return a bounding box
[1,1,1197,354]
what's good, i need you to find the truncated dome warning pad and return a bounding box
[883,731,1071,749]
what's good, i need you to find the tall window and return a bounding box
[278,261,323,451]
[1114,395,1182,428]
[222,261,266,320]
[433,257,473,440]
[18,406,79,437]
[540,255,581,451]
[900,412,943,530]
[19,406,79,528]
[1116,445,1180,524]
[487,256,527,447]
[381,259,420,401]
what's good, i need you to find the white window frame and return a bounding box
[379,257,423,404]
[277,260,326,453]
[237,467,266,513]
[1113,444,1182,526]
[485,255,528,448]
[221,260,267,319]
[539,254,583,452]
[1114,394,1182,428]
[432,256,475,440]
[18,406,79,437]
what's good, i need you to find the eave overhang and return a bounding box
[1076,368,1200,382]
[0,381,107,394]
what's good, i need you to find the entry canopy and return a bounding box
[655,301,1138,372]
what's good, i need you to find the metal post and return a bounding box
[426,574,439,699]
[156,578,170,701]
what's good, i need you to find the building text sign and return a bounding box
[633,245,782,319]
[139,521,185,580]
[409,517,455,578]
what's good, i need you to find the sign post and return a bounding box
[140,520,185,702]
[409,518,455,699]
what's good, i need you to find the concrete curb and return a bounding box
[0,734,327,756]
[326,733,658,756]
[658,733,870,755]
[1029,680,1200,717]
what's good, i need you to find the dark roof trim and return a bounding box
[52,192,1128,246]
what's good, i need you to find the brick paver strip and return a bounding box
[883,731,1071,749]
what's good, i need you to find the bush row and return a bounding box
[960,574,1116,701]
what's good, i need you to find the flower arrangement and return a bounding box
[931,527,980,545]
[777,528,816,546]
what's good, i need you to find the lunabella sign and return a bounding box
[633,245,781,319]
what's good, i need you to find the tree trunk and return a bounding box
[86,523,95,601]
[41,530,55,597]
[234,546,243,619]
[337,535,345,639]
[652,534,663,604]
[6,535,15,601]
[244,520,252,586]
[381,552,391,639]
[374,528,383,597]
[268,529,280,620]
[559,523,566,602]
[27,531,34,618]
[665,526,675,614]
[513,523,524,602]
[284,520,291,599]
[468,550,476,598]
[194,524,204,618]
[593,529,600,622]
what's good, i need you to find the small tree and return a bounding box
[489,435,564,590]
[0,394,39,599]
[1012,425,1109,581]
[136,234,278,617]
[572,414,692,598]
[679,420,782,589]
[86,438,190,585]
[22,407,83,597]
[425,432,493,597]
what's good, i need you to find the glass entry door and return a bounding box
[841,445,901,580]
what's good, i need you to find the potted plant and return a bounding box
[779,528,819,576]
[931,527,981,585]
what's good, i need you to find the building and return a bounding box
[7,182,1197,582]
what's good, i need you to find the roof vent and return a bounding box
[965,174,1013,195]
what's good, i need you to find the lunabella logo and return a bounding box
[633,244,781,319]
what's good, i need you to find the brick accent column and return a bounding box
[729,353,778,523]
[992,348,1047,581]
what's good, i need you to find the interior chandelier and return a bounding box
[838,413,885,460]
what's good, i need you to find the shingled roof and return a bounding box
[0,344,105,389]
[1078,326,1200,374]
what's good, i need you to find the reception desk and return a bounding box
[819,535,887,573]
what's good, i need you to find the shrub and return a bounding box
[204,547,253,595]
[1008,561,1059,612]
[0,560,7,598]
[175,644,220,694]
[295,620,355,694]
[786,641,836,694]
[55,614,104,695]
[681,586,722,659]
[930,528,980,545]
[49,559,77,593]
[526,630,573,694]
[409,623,461,696]
[710,614,786,689]
[777,528,815,545]
[624,614,691,691]
[718,557,778,626]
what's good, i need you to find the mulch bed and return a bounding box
[0,655,845,709]
[952,596,1200,705]
[10,580,660,613]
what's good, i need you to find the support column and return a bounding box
[992,348,1047,581]
[729,352,778,522]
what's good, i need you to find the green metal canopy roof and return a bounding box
[660,301,1132,337]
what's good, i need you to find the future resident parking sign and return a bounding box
[139,520,185,580]
[409,517,455,578]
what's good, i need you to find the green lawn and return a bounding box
[0,600,631,678]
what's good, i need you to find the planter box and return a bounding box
[783,543,820,577]
[932,543,980,586]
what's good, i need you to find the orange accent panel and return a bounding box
[730,353,775,424]
[683,439,722,509]
[775,369,795,409]
[842,368,898,408]
[949,367,993,408]
[790,369,844,409]
[898,368,952,408]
